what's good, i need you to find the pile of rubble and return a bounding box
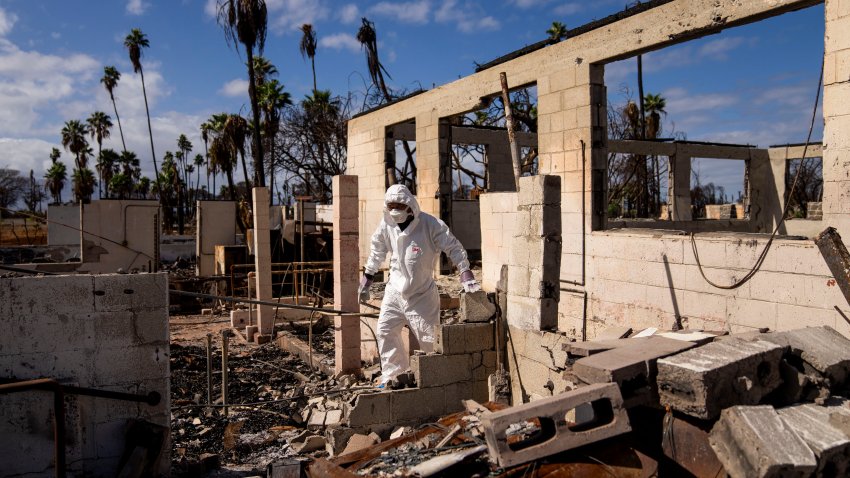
[304,325,850,477]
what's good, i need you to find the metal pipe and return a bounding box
[170,289,378,317]
[221,331,229,416]
[205,333,213,406]
[0,378,160,478]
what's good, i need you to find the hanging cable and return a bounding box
[691,59,824,290]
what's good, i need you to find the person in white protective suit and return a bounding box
[359,184,480,386]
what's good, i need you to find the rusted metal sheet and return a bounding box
[661,412,724,478]
[816,227,850,308]
[307,458,360,478]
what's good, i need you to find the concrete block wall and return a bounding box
[196,200,237,277]
[0,273,170,477]
[346,0,850,403]
[46,204,81,246]
[346,321,495,429]
[479,192,518,291]
[78,200,160,274]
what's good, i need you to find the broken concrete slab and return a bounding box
[572,336,697,407]
[459,291,496,323]
[345,392,391,428]
[777,403,850,477]
[709,405,817,478]
[340,433,379,456]
[759,326,850,388]
[657,330,718,345]
[594,326,632,340]
[657,338,785,419]
[481,383,631,469]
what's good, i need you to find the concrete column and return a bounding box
[822,0,850,237]
[506,175,562,330]
[669,152,692,221]
[252,187,274,341]
[333,175,361,376]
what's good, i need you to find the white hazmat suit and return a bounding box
[364,185,471,384]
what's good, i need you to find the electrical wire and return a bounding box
[690,59,824,290]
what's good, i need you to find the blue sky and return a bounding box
[0,0,825,197]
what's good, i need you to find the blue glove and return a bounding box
[358,275,373,303]
[460,270,480,293]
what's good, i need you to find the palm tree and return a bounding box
[96,148,120,198]
[87,111,112,196]
[136,176,151,199]
[299,24,318,92]
[223,114,251,193]
[193,154,205,196]
[216,0,269,188]
[124,28,161,200]
[643,93,667,140]
[100,66,127,152]
[258,79,291,201]
[45,149,67,205]
[206,113,231,200]
[61,120,89,170]
[201,122,213,198]
[547,21,568,42]
[110,173,134,200]
[252,55,277,86]
[72,167,96,203]
[357,17,392,102]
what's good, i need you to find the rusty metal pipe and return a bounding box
[206,333,213,406]
[0,379,160,478]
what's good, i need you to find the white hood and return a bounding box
[382,184,420,226]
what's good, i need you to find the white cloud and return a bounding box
[268,0,330,32]
[204,0,218,18]
[436,0,500,33]
[126,0,150,15]
[339,4,360,24]
[0,7,18,36]
[218,78,249,97]
[664,89,737,115]
[0,138,60,177]
[553,2,582,16]
[698,37,747,60]
[513,0,551,8]
[369,1,431,24]
[319,33,360,53]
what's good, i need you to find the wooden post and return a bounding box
[499,72,522,190]
[815,227,850,308]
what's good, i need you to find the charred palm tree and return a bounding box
[100,67,127,152]
[299,24,318,92]
[124,28,161,201]
[216,0,268,187]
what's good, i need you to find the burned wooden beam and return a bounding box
[815,227,850,308]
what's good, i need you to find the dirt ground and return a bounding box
[0,218,47,245]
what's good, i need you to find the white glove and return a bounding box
[462,280,481,293]
[358,275,373,303]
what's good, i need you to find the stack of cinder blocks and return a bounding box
[344,319,497,430]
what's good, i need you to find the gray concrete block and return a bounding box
[434,323,466,355]
[346,392,391,427]
[778,403,850,477]
[444,381,473,414]
[460,291,496,323]
[411,353,472,387]
[390,387,446,423]
[657,338,786,419]
[482,383,630,468]
[709,405,816,478]
[572,336,696,407]
[760,326,850,387]
[464,323,495,352]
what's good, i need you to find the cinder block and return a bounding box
[777,404,850,477]
[459,291,496,323]
[346,392,391,427]
[759,326,850,388]
[390,387,445,423]
[464,323,495,352]
[573,336,696,408]
[444,382,473,414]
[709,405,816,478]
[482,383,631,468]
[410,353,471,387]
[230,309,250,327]
[657,338,786,419]
[434,324,465,355]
